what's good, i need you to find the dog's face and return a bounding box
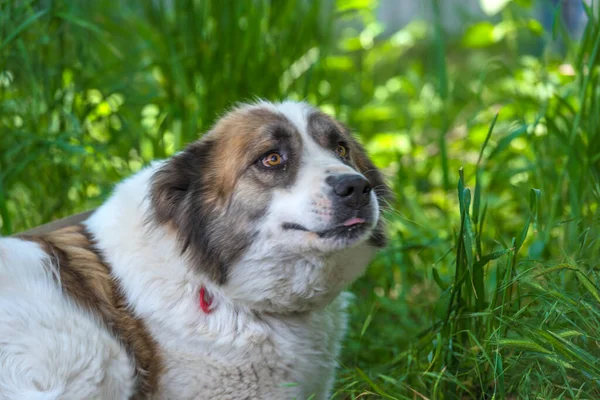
[150,101,390,312]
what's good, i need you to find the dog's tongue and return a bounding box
[343,217,365,227]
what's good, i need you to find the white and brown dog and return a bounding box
[0,100,390,400]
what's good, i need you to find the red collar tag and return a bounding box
[199,286,213,314]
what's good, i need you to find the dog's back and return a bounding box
[0,230,154,400]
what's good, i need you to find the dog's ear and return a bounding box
[151,141,205,224]
[149,138,230,283]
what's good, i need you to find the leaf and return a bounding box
[474,248,513,270]
[336,0,377,12]
[544,330,600,374]
[497,339,551,354]
[462,188,475,268]
[0,10,48,51]
[360,313,373,337]
[458,168,466,218]
[531,263,578,279]
[473,167,483,226]
[55,12,106,36]
[355,368,400,400]
[556,330,584,339]
[477,112,499,165]
[462,22,495,48]
[529,188,541,232]
[480,0,513,16]
[488,125,528,160]
[473,113,497,226]
[494,350,505,399]
[575,267,600,304]
[432,267,449,291]
[514,212,531,254]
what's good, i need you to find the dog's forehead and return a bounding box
[224,101,345,159]
[271,101,342,154]
[272,101,312,137]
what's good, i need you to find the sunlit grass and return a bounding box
[1,0,599,398]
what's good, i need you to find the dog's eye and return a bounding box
[335,144,348,158]
[261,152,284,167]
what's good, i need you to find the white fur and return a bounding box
[0,239,135,400]
[0,101,380,399]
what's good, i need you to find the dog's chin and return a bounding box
[282,219,374,251]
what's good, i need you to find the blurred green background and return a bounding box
[1,0,599,398]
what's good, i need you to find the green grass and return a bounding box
[1,0,599,398]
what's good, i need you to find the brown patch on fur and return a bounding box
[21,225,162,400]
[192,108,292,207]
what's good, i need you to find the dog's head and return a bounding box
[150,101,391,312]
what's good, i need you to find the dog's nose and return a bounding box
[326,174,372,209]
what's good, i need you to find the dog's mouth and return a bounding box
[282,217,371,241]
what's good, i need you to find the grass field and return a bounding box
[1,0,599,398]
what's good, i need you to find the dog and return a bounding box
[0,100,390,399]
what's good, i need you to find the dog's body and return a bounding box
[0,101,389,399]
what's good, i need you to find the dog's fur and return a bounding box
[0,100,390,399]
